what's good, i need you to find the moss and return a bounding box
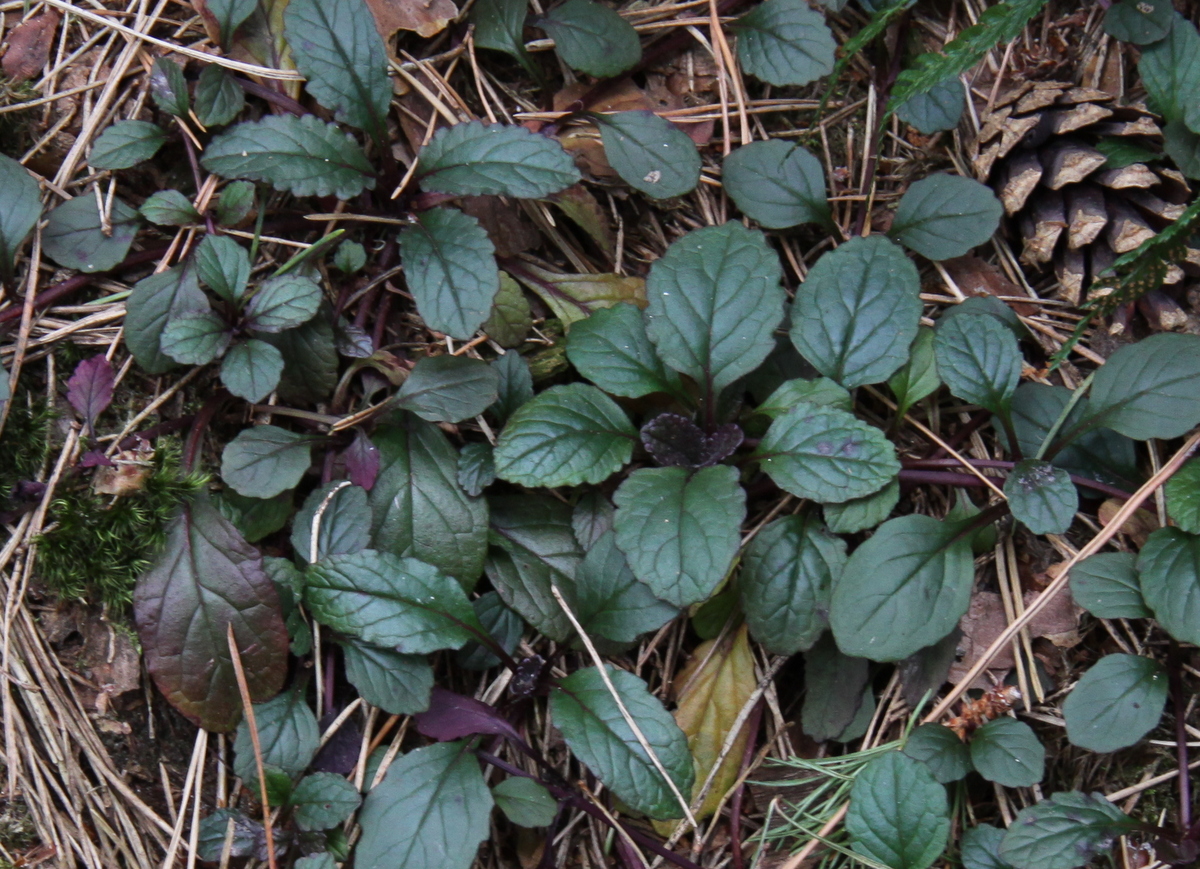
[36,440,207,610]
[0,398,55,496]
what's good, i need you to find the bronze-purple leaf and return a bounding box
[415,686,522,743]
[134,495,288,732]
[640,413,743,468]
[66,355,115,430]
[342,428,380,490]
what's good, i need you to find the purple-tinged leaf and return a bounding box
[342,429,380,490]
[66,355,115,429]
[639,413,743,468]
[134,494,289,732]
[415,687,522,743]
[80,450,114,468]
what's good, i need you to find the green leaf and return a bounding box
[125,264,209,374]
[888,327,940,419]
[333,240,366,274]
[370,415,488,587]
[939,293,1026,340]
[969,717,1044,787]
[217,180,256,227]
[1137,527,1200,645]
[566,303,681,399]
[1163,119,1200,178]
[1009,384,1138,490]
[1004,460,1077,535]
[896,77,965,134]
[756,377,852,418]
[645,221,785,396]
[457,442,496,497]
[1081,333,1200,440]
[740,514,844,655]
[140,190,200,226]
[43,195,139,273]
[550,665,694,819]
[394,355,499,424]
[89,121,167,169]
[233,683,319,780]
[800,634,870,741]
[292,482,371,564]
[195,64,245,127]
[221,425,312,498]
[756,403,899,504]
[732,0,835,87]
[486,495,584,641]
[0,154,41,281]
[285,0,391,139]
[824,477,900,534]
[483,272,532,347]
[341,637,433,715]
[790,236,922,388]
[1062,654,1168,752]
[593,111,700,199]
[722,139,830,229]
[133,496,288,731]
[401,207,500,339]
[1103,0,1173,44]
[357,741,493,869]
[831,514,974,662]
[246,274,322,333]
[1166,458,1200,533]
[268,310,338,404]
[207,0,257,46]
[1068,552,1149,619]
[456,591,524,670]
[999,792,1130,869]
[1139,14,1200,125]
[889,174,1002,260]
[612,465,745,607]
[216,490,293,543]
[291,772,361,831]
[514,265,646,327]
[161,311,231,365]
[195,234,251,303]
[888,0,1046,114]
[538,0,640,78]
[221,339,285,403]
[196,809,260,861]
[845,751,950,869]
[933,312,1020,416]
[151,58,189,116]
[494,383,636,487]
[961,825,1014,869]
[202,115,375,200]
[490,351,534,423]
[492,778,557,828]
[1095,137,1160,170]
[418,121,580,198]
[903,723,971,784]
[472,0,536,75]
[574,530,677,646]
[304,549,481,652]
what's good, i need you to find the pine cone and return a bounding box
[970,80,1193,323]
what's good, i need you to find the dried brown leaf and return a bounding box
[1,11,60,83]
[366,0,458,40]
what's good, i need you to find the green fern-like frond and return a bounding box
[887,0,1049,115]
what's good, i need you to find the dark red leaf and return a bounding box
[342,428,381,490]
[80,451,114,468]
[640,413,743,468]
[66,355,115,430]
[134,494,288,732]
[415,687,522,742]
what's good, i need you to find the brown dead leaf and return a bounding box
[366,0,458,40]
[93,445,155,496]
[512,264,645,327]
[655,625,756,835]
[942,255,1038,317]
[1097,498,1158,547]
[1,11,59,83]
[460,196,541,258]
[548,185,616,258]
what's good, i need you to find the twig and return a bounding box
[227,625,278,869]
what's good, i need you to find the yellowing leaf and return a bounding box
[656,624,756,833]
[367,0,459,39]
[512,264,645,327]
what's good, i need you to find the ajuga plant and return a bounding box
[4,0,1200,866]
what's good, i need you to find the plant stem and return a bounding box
[182,393,227,473]
[1169,640,1192,832]
[901,459,1133,500]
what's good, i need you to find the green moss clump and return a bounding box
[0,398,55,497]
[36,440,207,610]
